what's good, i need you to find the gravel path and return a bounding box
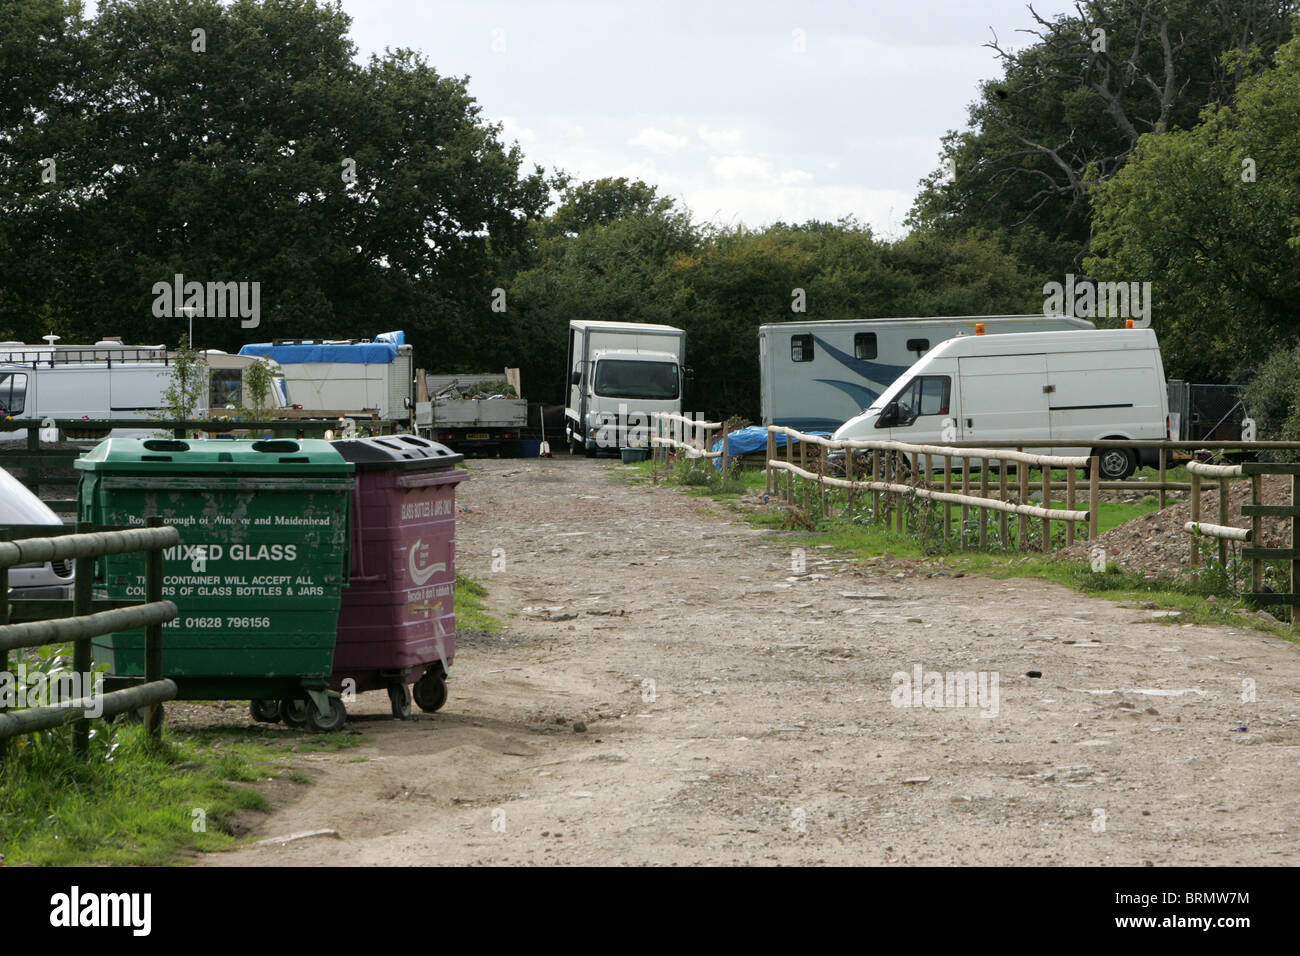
[201,456,1300,866]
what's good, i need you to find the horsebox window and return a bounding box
[854,333,877,360]
[791,334,814,362]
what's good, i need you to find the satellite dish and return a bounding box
[42,333,61,346]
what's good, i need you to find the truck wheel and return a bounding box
[413,669,448,713]
[1093,447,1137,481]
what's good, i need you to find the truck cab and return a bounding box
[565,321,687,456]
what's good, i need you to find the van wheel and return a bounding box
[1093,447,1136,481]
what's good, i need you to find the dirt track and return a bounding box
[202,456,1300,866]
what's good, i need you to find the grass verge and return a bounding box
[455,572,504,633]
[1,724,296,865]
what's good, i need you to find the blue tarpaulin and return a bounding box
[710,426,832,467]
[239,338,400,364]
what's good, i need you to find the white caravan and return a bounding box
[238,332,413,422]
[832,328,1169,480]
[0,344,287,436]
[565,320,687,455]
[759,315,1094,431]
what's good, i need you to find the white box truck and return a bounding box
[832,328,1169,480]
[759,315,1094,431]
[566,321,687,455]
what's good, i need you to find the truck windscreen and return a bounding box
[594,360,679,400]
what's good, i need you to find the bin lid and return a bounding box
[74,438,354,474]
[331,435,464,471]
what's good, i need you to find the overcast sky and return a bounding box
[335,1,1078,236]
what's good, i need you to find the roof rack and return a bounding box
[0,347,172,368]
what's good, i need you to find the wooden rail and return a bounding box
[765,426,1099,550]
[1182,460,1300,617]
[0,518,179,757]
[651,413,730,474]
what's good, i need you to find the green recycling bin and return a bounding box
[75,437,354,731]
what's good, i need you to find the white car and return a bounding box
[0,465,74,597]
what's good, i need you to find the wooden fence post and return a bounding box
[1159,449,1168,511]
[785,431,794,505]
[721,421,729,477]
[1066,467,1076,546]
[1088,457,1099,541]
[1190,471,1201,570]
[73,520,94,758]
[872,450,881,523]
[1218,478,1229,568]
[1292,475,1300,625]
[846,444,857,515]
[1042,466,1053,551]
[960,457,971,547]
[999,461,1009,548]
[1251,474,1263,593]
[895,451,905,533]
[1018,457,1030,550]
[978,462,989,548]
[765,428,774,495]
[145,516,165,741]
[943,455,952,542]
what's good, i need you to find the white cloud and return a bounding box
[498,115,536,144]
[689,184,913,235]
[629,127,688,154]
[709,154,812,186]
[697,124,745,151]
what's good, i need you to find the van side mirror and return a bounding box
[570,371,581,386]
[876,404,897,428]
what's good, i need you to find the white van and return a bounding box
[0,345,287,438]
[832,328,1169,479]
[0,465,73,598]
[759,315,1094,431]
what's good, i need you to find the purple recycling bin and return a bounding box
[329,435,468,717]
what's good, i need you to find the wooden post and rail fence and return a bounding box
[765,426,1099,550]
[651,412,730,475]
[0,518,179,758]
[1183,459,1300,619]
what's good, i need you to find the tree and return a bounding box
[1085,32,1300,382]
[0,0,551,355]
[907,0,1299,277]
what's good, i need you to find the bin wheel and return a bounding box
[279,698,310,728]
[413,670,448,713]
[250,699,281,723]
[388,683,413,719]
[306,697,347,734]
